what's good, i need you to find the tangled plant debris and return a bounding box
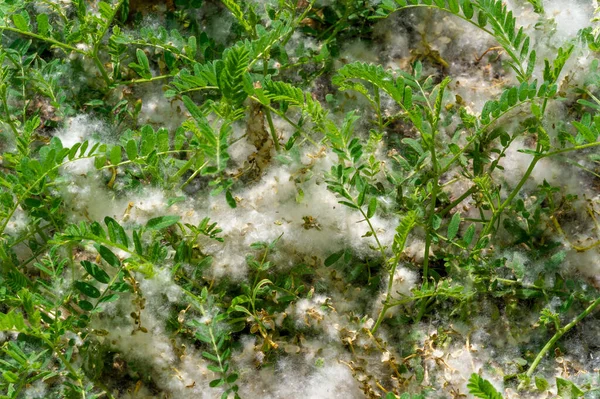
[2,0,600,398]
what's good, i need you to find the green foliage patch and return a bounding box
[1,0,600,398]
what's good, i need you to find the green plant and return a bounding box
[2,0,600,397]
[468,373,503,399]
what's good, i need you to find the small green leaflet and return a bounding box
[526,50,536,78]
[74,281,101,298]
[577,99,600,112]
[467,374,503,399]
[324,250,344,266]
[81,260,110,284]
[167,196,186,207]
[146,215,181,230]
[461,0,474,19]
[403,86,413,109]
[202,351,220,362]
[109,145,121,165]
[128,49,152,79]
[537,126,550,152]
[209,378,224,388]
[12,13,30,31]
[78,300,94,311]
[447,212,461,241]
[534,376,549,391]
[462,224,475,245]
[36,14,49,36]
[432,214,442,230]
[68,143,82,160]
[126,139,138,160]
[186,36,197,58]
[402,138,424,155]
[225,190,237,209]
[133,230,143,255]
[182,95,205,122]
[105,217,129,247]
[96,244,120,267]
[0,311,28,332]
[136,48,151,78]
[573,121,597,143]
[556,377,584,398]
[367,197,377,218]
[448,0,460,14]
[413,60,422,79]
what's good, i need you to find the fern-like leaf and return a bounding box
[170,61,220,95]
[475,0,532,79]
[333,62,405,106]
[6,271,28,292]
[261,79,327,125]
[219,44,250,107]
[333,62,427,130]
[182,96,231,173]
[170,19,291,97]
[0,310,29,332]
[324,111,360,160]
[480,80,543,125]
[247,18,293,67]
[393,211,418,254]
[219,0,254,35]
[467,373,503,399]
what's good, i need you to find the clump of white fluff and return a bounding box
[373,265,418,318]
[200,149,397,281]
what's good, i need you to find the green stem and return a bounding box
[422,131,440,284]
[11,378,27,399]
[479,154,540,240]
[525,296,600,378]
[91,53,111,87]
[439,186,476,217]
[543,141,600,158]
[415,296,436,322]
[265,108,281,151]
[98,149,194,170]
[95,0,124,48]
[180,161,209,189]
[8,223,52,249]
[89,0,125,87]
[209,327,226,373]
[358,207,387,260]
[359,201,391,335]
[0,26,84,54]
[117,74,174,86]
[372,303,390,334]
[128,41,195,63]
[1,86,19,137]
[422,180,438,284]
[178,85,219,95]
[92,263,127,313]
[374,87,385,134]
